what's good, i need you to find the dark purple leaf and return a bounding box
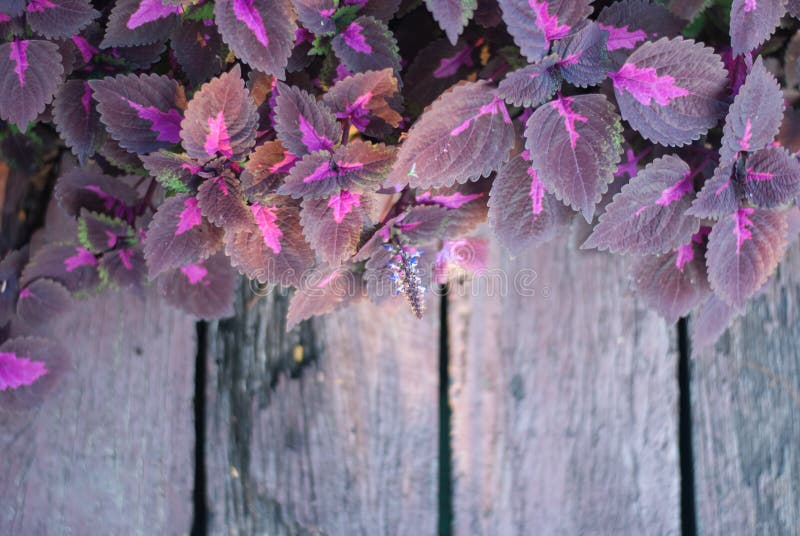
[0,39,64,129]
[526,93,623,221]
[669,0,707,19]
[552,21,612,87]
[214,0,296,78]
[90,73,186,155]
[290,0,337,35]
[331,16,401,76]
[424,0,478,44]
[241,140,297,201]
[99,246,146,289]
[26,0,98,38]
[498,55,562,108]
[322,69,403,137]
[274,82,341,157]
[0,337,69,412]
[690,294,742,349]
[196,173,252,230]
[388,81,514,189]
[102,0,181,48]
[144,193,223,277]
[77,209,134,253]
[280,141,396,198]
[0,0,24,16]
[171,19,224,86]
[287,266,366,329]
[598,0,683,65]
[52,80,105,166]
[730,0,786,56]
[497,0,592,61]
[706,207,787,307]
[301,191,369,264]
[157,252,236,319]
[609,37,728,147]
[488,152,574,253]
[688,162,742,218]
[21,244,101,294]
[180,65,259,162]
[583,154,700,253]
[720,57,784,162]
[0,250,26,327]
[224,203,315,287]
[54,167,139,221]
[741,146,800,208]
[16,278,72,326]
[631,234,711,323]
[115,41,168,69]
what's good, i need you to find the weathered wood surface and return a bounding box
[691,241,800,535]
[448,235,681,535]
[205,284,439,535]
[0,286,197,535]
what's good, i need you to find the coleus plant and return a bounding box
[2,0,800,402]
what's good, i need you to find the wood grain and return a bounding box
[205,283,439,535]
[691,242,800,535]
[0,287,196,535]
[448,234,680,535]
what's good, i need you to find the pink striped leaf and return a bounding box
[730,0,787,55]
[0,39,63,129]
[331,16,401,76]
[102,0,180,47]
[274,82,340,157]
[0,337,69,411]
[497,0,592,61]
[158,252,236,319]
[26,0,98,38]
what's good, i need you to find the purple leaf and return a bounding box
[424,0,478,44]
[669,0,707,19]
[488,152,574,253]
[90,73,186,155]
[0,337,69,411]
[631,237,711,324]
[552,21,613,87]
[54,167,139,221]
[224,204,315,287]
[158,252,236,319]
[526,93,623,221]
[287,266,367,329]
[0,0,24,16]
[280,141,397,198]
[688,162,742,218]
[583,155,701,254]
[144,194,224,278]
[99,246,146,289]
[171,19,225,86]
[196,173,253,230]
[498,55,562,107]
[52,80,105,165]
[706,207,787,307]
[241,140,297,201]
[26,0,98,38]
[331,16,401,76]
[730,0,787,55]
[16,278,72,326]
[742,146,800,208]
[214,0,296,78]
[0,39,64,129]
[720,57,784,162]
[610,37,728,147]
[180,65,259,162]
[690,294,743,349]
[290,0,337,36]
[597,0,683,65]
[388,81,514,189]
[102,0,180,48]
[21,244,101,294]
[497,0,592,61]
[0,250,26,327]
[274,83,340,157]
[323,69,403,137]
[301,191,368,264]
[77,209,134,253]
[139,150,201,193]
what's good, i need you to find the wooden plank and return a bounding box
[691,242,800,534]
[0,287,197,534]
[205,284,439,534]
[449,235,680,534]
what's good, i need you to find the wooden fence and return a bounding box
[2,235,798,535]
